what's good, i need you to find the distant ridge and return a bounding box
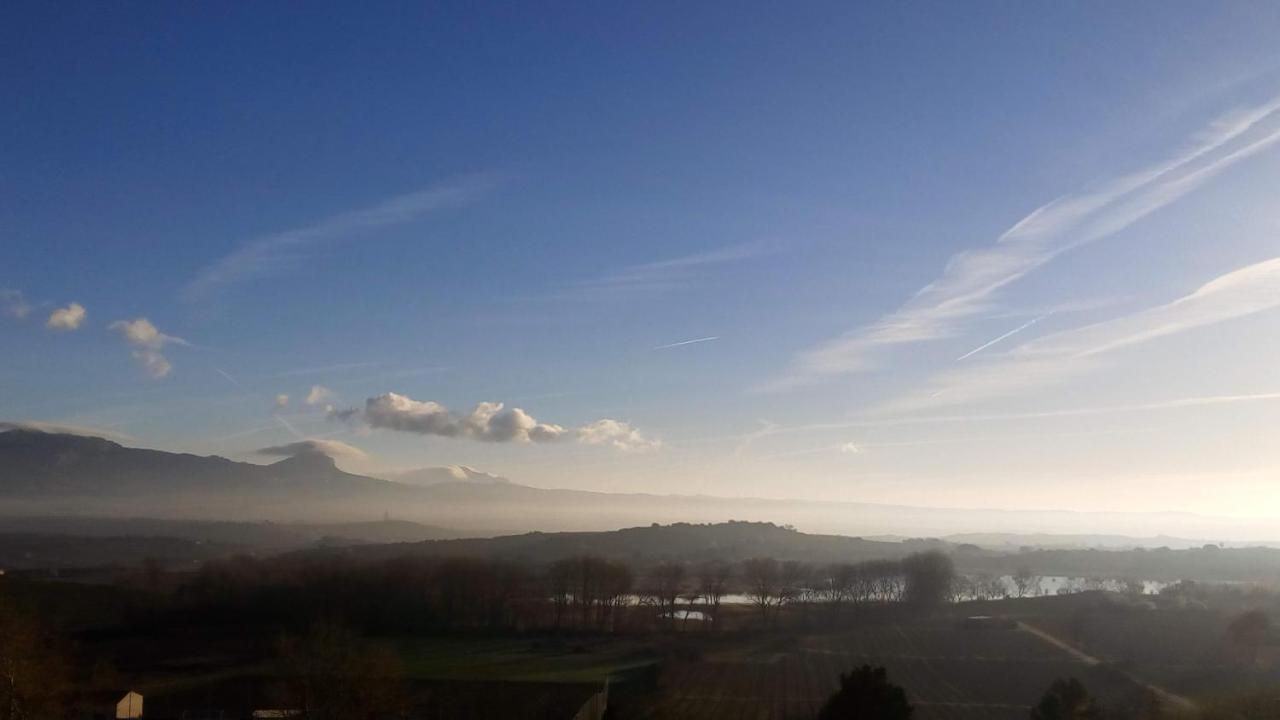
[2,429,1278,541]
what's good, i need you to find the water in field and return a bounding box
[965,575,1169,599]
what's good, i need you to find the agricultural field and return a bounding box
[396,636,657,683]
[611,619,1145,720]
[1019,595,1280,702]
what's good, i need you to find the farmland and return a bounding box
[611,618,1146,719]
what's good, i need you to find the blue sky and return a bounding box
[5,2,1280,518]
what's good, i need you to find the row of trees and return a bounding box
[174,550,958,635]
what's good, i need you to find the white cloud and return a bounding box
[109,317,186,379]
[46,302,86,331]
[0,420,133,441]
[576,419,662,452]
[306,385,333,406]
[182,176,498,301]
[256,438,368,461]
[775,97,1280,387]
[134,351,172,379]
[359,392,658,451]
[840,442,864,455]
[109,317,185,349]
[274,393,290,410]
[363,393,567,443]
[1,290,30,319]
[880,256,1280,413]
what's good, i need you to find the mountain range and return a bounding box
[2,428,1277,542]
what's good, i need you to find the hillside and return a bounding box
[301,520,947,565]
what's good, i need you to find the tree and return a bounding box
[697,560,732,628]
[547,558,573,629]
[742,557,782,623]
[1030,677,1100,720]
[277,620,406,720]
[1013,567,1037,598]
[901,551,955,608]
[649,562,687,629]
[817,665,913,720]
[1227,609,1269,666]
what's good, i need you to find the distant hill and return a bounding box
[0,516,473,571]
[0,428,389,497]
[298,520,946,566]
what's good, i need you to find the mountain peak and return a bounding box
[270,450,340,475]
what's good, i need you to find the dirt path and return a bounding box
[1017,621,1198,715]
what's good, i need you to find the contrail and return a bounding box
[273,414,305,440]
[956,314,1048,360]
[213,367,244,388]
[653,336,720,350]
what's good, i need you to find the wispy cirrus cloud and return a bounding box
[774,97,1280,388]
[1,290,31,319]
[879,256,1280,413]
[567,243,765,300]
[182,175,499,301]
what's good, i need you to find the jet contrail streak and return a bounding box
[956,314,1049,360]
[273,414,305,440]
[213,367,244,388]
[653,336,720,350]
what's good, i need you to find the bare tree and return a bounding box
[1013,566,1037,598]
[598,560,634,631]
[698,560,732,629]
[649,562,687,629]
[742,556,782,623]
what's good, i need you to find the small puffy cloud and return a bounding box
[109,317,186,379]
[306,385,334,406]
[256,438,369,461]
[576,419,662,452]
[46,302,86,331]
[363,393,566,443]
[134,350,172,379]
[358,392,658,451]
[1,290,30,319]
[274,393,290,410]
[109,317,185,349]
[840,442,864,455]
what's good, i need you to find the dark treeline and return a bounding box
[170,549,957,635]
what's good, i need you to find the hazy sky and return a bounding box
[5,3,1280,518]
